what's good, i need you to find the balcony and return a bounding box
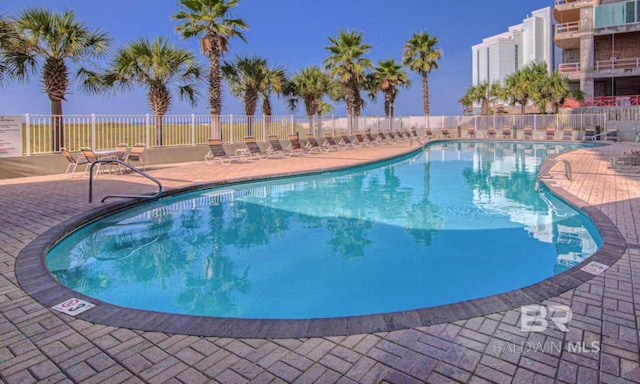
[555,0,591,5]
[556,21,580,34]
[560,95,640,108]
[595,57,640,73]
[555,0,594,15]
[554,0,591,26]
[559,62,581,73]
[555,0,593,7]
[555,21,589,49]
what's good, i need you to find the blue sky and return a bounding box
[0,0,553,117]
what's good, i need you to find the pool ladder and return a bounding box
[536,158,572,190]
[88,159,163,203]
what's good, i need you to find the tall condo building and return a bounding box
[555,0,640,106]
[472,7,559,86]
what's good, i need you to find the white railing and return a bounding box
[595,57,640,71]
[555,0,592,7]
[18,113,608,155]
[556,21,581,34]
[559,62,581,73]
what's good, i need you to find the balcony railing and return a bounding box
[595,57,640,71]
[555,0,592,6]
[561,95,640,108]
[555,21,581,34]
[559,62,581,73]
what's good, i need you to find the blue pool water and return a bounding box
[47,141,602,319]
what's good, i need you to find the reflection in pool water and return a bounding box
[47,142,601,319]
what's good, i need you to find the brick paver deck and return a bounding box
[1,141,639,383]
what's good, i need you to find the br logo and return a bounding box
[520,304,572,332]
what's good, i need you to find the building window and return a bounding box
[626,1,635,23]
[486,47,490,81]
[595,1,639,28]
[476,50,480,85]
[515,45,519,72]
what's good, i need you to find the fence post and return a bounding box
[25,113,31,156]
[230,114,234,143]
[263,115,266,140]
[145,114,150,148]
[91,113,96,149]
[191,114,196,146]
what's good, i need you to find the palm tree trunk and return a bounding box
[247,115,253,137]
[245,91,258,137]
[305,101,316,135]
[353,105,360,134]
[344,85,354,133]
[209,34,222,139]
[51,100,64,151]
[149,84,170,146]
[422,74,430,116]
[385,91,393,117]
[481,99,489,115]
[316,113,324,136]
[307,116,314,135]
[155,115,164,146]
[43,57,69,151]
[262,97,272,135]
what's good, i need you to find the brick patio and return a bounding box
[1,141,639,383]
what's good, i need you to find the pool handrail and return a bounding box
[88,159,163,203]
[536,158,572,189]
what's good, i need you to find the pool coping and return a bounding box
[15,142,628,338]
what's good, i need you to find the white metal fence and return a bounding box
[19,113,607,155]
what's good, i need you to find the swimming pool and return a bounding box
[46,141,602,320]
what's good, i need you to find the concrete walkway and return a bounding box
[1,141,639,383]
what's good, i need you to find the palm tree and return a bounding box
[99,37,201,146]
[259,63,286,119]
[403,31,442,116]
[369,59,411,117]
[503,63,547,115]
[534,70,584,114]
[503,69,532,115]
[173,0,248,137]
[221,54,266,135]
[0,16,19,86]
[460,81,502,115]
[324,29,373,130]
[7,8,110,150]
[286,66,334,131]
[458,92,474,115]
